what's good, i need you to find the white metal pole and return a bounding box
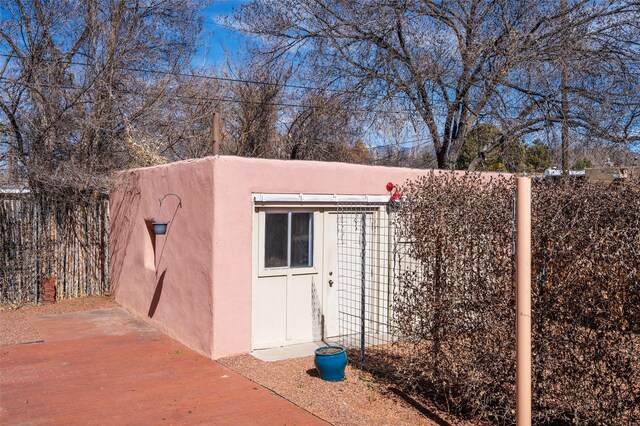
[516,177,532,426]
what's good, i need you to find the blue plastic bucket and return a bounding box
[314,346,347,381]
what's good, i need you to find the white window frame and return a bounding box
[258,209,317,277]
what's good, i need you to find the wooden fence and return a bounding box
[0,194,109,305]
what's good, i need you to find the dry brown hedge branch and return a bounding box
[391,171,516,423]
[388,173,639,425]
[531,179,640,425]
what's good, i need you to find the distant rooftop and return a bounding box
[0,185,30,194]
[544,168,586,178]
[543,166,639,183]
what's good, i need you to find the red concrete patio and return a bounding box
[0,306,327,425]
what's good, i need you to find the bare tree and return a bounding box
[222,58,291,158]
[0,0,208,195]
[285,91,362,161]
[236,0,640,169]
[134,73,227,162]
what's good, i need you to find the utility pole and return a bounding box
[211,111,221,156]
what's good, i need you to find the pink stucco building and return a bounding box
[110,156,461,359]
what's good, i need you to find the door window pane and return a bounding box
[291,213,312,267]
[265,213,288,268]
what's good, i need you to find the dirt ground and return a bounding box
[220,354,465,426]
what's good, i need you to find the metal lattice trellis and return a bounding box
[329,201,423,369]
[331,197,510,372]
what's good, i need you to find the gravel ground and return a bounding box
[0,295,116,346]
[220,354,465,426]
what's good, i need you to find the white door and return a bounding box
[322,211,340,339]
[252,210,324,350]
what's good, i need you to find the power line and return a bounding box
[0,53,449,107]
[0,75,438,116]
[0,54,351,94]
[369,137,432,150]
[0,73,439,152]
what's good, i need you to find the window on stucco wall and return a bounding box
[265,212,313,268]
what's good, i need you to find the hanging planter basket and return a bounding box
[152,222,169,235]
[152,193,182,236]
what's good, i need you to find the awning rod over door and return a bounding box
[253,194,390,204]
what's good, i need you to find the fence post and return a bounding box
[33,201,39,305]
[516,177,532,426]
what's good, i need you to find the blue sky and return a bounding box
[194,1,249,69]
[0,1,247,69]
